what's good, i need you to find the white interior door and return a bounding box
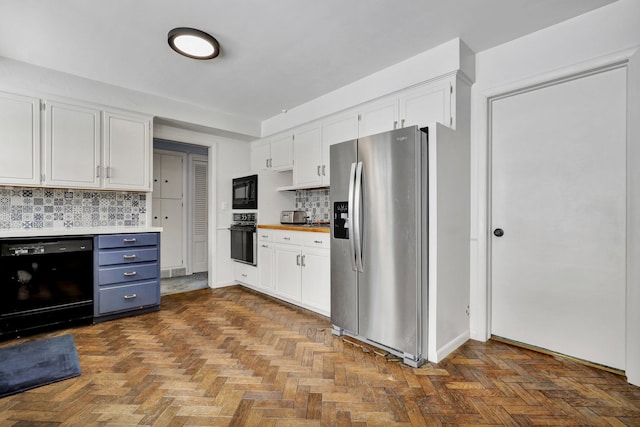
[490,66,627,370]
[191,157,208,273]
[160,198,183,268]
[153,150,186,271]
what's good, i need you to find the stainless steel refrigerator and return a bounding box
[330,125,429,367]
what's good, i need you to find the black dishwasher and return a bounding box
[0,236,94,340]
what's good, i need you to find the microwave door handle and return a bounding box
[353,161,364,272]
[347,162,357,271]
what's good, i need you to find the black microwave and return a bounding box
[232,174,258,210]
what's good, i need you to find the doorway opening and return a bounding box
[152,139,209,295]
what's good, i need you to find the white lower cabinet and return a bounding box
[274,244,302,300]
[257,240,275,290]
[234,262,257,286]
[256,229,330,316]
[300,247,330,314]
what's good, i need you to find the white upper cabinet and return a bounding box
[0,92,41,186]
[256,73,464,191]
[358,97,399,138]
[292,124,323,188]
[358,75,455,137]
[399,77,453,129]
[103,111,152,191]
[0,90,153,191]
[250,133,294,172]
[321,111,359,184]
[269,132,294,171]
[250,138,271,171]
[44,101,101,189]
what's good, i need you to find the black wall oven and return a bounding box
[0,236,94,340]
[232,174,258,210]
[229,213,256,266]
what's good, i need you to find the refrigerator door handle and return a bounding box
[347,162,358,271]
[354,161,364,272]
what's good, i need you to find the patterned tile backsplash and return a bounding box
[0,187,146,230]
[295,188,330,223]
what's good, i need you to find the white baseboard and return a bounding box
[433,330,470,363]
[211,280,236,289]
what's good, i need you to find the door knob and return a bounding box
[493,228,504,237]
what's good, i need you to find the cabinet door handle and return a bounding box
[123,238,137,243]
[123,294,137,300]
[301,254,306,267]
[393,120,398,129]
[401,119,405,128]
[105,166,111,179]
[123,254,137,259]
[96,165,101,178]
[322,165,326,176]
[296,254,301,266]
[123,271,137,277]
[317,165,321,176]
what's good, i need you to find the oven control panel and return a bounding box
[6,245,45,256]
[232,212,256,225]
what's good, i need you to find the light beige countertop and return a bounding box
[258,224,330,233]
[0,226,163,239]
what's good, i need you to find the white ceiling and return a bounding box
[0,0,616,124]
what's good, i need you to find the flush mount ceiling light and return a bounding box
[168,27,220,60]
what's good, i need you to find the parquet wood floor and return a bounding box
[1,286,639,426]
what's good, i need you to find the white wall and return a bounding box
[0,56,260,138]
[215,139,252,287]
[469,0,640,384]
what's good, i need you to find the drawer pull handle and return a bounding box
[123,238,137,243]
[123,254,137,259]
[261,244,268,248]
[283,237,291,241]
[261,235,268,238]
[242,273,247,277]
[314,240,323,244]
[123,271,137,277]
[123,294,137,300]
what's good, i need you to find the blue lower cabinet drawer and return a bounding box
[98,263,158,285]
[99,248,158,266]
[98,281,159,314]
[98,233,158,249]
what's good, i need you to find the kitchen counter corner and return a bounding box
[258,224,330,233]
[0,226,163,239]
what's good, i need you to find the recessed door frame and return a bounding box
[152,125,215,288]
[471,47,640,385]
